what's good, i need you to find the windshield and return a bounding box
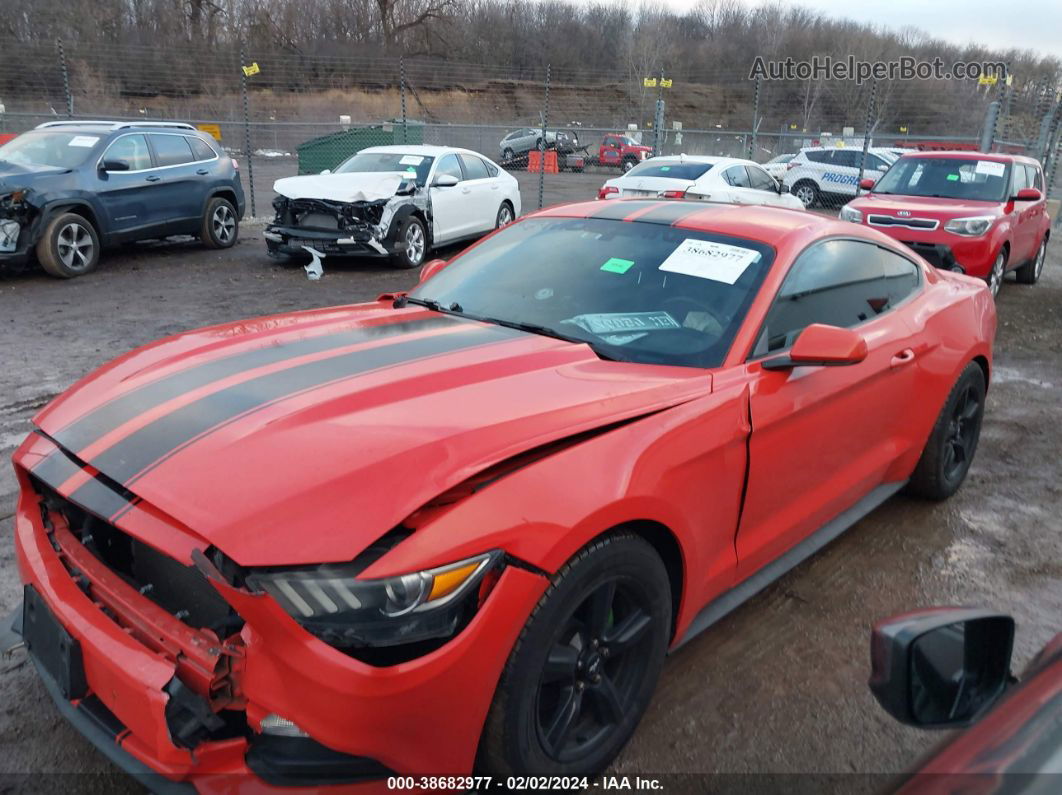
[625,160,714,180]
[874,157,1009,201]
[409,217,774,368]
[335,151,435,186]
[0,131,102,169]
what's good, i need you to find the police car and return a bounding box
[782,146,899,208]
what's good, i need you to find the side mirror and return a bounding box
[761,324,868,370]
[433,174,459,188]
[859,177,876,190]
[320,169,332,175]
[419,258,448,283]
[100,159,130,172]
[869,608,1015,728]
[1014,187,1042,202]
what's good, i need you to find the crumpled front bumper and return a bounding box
[11,432,550,789]
[263,224,392,258]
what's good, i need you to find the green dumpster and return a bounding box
[297,122,425,175]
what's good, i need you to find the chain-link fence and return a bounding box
[2,40,1060,219]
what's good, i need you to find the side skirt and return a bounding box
[674,480,907,649]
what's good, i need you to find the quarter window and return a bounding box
[830,150,859,168]
[754,239,920,356]
[150,134,195,167]
[188,137,217,162]
[102,134,152,171]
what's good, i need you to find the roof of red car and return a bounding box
[898,150,1040,165]
[534,200,848,248]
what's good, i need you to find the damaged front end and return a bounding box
[264,178,426,259]
[0,187,39,267]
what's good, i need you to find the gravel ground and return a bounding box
[0,175,1059,791]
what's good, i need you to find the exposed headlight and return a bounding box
[944,216,994,236]
[247,551,502,649]
[839,205,863,223]
[0,219,20,253]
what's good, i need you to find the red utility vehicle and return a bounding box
[9,201,994,789]
[597,133,654,172]
[841,152,1051,298]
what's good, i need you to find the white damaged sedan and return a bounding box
[597,155,805,211]
[265,145,521,269]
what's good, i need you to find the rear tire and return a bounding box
[477,534,671,777]
[391,215,427,270]
[495,202,514,229]
[36,212,100,278]
[792,180,819,208]
[201,197,238,249]
[1015,238,1047,285]
[502,147,515,162]
[907,362,986,501]
[622,158,637,173]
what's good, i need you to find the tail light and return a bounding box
[661,190,686,199]
[598,185,619,200]
[231,158,240,171]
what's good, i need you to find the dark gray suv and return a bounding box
[0,121,245,278]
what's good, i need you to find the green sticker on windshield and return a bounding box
[600,257,635,274]
[660,166,671,171]
[946,173,959,181]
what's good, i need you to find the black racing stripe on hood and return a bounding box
[72,322,523,500]
[29,432,137,522]
[51,314,461,455]
[634,202,716,226]
[589,200,659,221]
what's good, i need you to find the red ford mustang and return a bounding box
[8,200,995,789]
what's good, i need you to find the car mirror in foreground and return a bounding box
[868,608,1015,728]
[761,324,868,370]
[100,159,130,172]
[859,178,875,190]
[419,258,448,283]
[1013,187,1042,202]
[320,169,331,175]
[433,174,459,188]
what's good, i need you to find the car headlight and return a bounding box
[944,216,995,236]
[246,550,502,649]
[0,219,20,253]
[839,205,863,223]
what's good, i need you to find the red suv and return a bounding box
[841,152,1050,297]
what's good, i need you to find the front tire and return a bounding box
[502,147,515,162]
[1015,238,1047,285]
[201,197,238,249]
[987,249,1006,298]
[477,534,671,777]
[907,362,986,501]
[391,215,427,269]
[622,158,637,173]
[792,180,819,208]
[36,212,100,278]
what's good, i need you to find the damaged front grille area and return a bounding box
[272,196,386,240]
[0,188,33,254]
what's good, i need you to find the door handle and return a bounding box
[890,349,916,367]
[145,175,161,182]
[461,187,471,194]
[196,169,209,176]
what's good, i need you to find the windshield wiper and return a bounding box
[393,295,443,312]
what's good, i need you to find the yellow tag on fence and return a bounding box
[197,124,222,141]
[242,62,261,77]
[643,77,657,87]
[978,74,998,86]
[660,78,673,88]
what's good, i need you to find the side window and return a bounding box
[747,166,777,191]
[188,136,217,162]
[754,239,899,356]
[805,151,830,164]
[484,159,499,178]
[102,134,151,171]
[435,154,463,181]
[459,154,490,180]
[1025,164,1043,191]
[150,134,195,167]
[831,150,859,168]
[1010,163,1030,194]
[866,155,888,172]
[723,165,751,187]
[878,247,921,307]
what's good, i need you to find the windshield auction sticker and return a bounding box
[565,312,680,335]
[68,136,100,147]
[974,160,1005,177]
[659,239,761,284]
[399,155,424,165]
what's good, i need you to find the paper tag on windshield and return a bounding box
[68,136,99,148]
[399,155,424,166]
[658,239,760,284]
[975,160,1005,177]
[565,312,680,335]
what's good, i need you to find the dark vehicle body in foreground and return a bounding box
[0,121,245,278]
[870,607,1062,791]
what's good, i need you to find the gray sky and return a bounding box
[574,0,1062,62]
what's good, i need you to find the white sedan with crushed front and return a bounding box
[597,155,805,210]
[265,145,521,269]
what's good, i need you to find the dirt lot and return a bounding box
[1,177,1060,791]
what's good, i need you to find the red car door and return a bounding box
[1007,164,1037,263]
[735,239,927,577]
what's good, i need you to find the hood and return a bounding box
[274,172,409,203]
[852,193,1002,220]
[34,307,708,566]
[0,162,72,197]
